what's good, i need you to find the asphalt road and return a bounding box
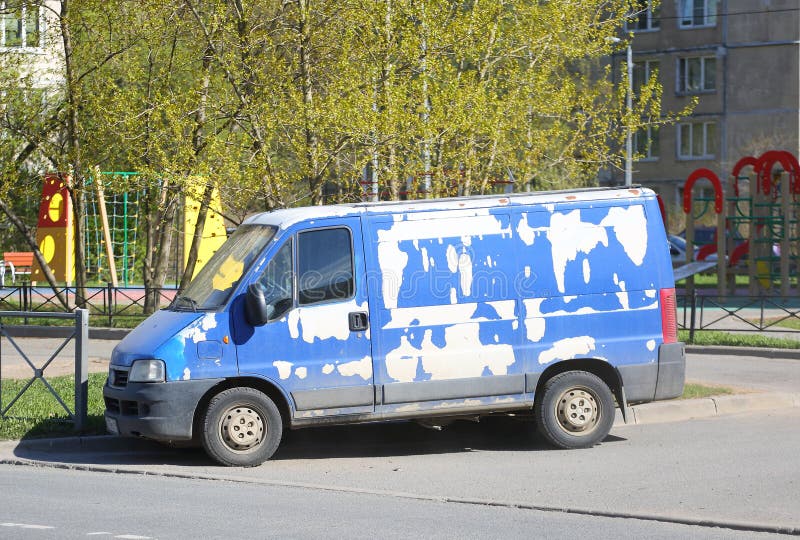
[0,462,791,540]
[3,409,799,536]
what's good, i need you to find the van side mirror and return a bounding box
[245,282,274,326]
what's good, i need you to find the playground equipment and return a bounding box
[682,150,799,297]
[31,173,75,285]
[32,173,227,287]
[84,172,141,286]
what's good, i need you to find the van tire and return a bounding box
[201,387,282,467]
[534,371,614,449]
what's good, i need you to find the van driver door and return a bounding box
[234,217,374,418]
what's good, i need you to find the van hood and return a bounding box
[110,310,204,367]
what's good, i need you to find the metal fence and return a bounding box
[0,284,176,327]
[678,294,800,343]
[0,309,89,430]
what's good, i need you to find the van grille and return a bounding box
[109,367,129,388]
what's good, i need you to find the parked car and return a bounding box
[668,235,698,266]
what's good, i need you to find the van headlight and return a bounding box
[128,359,166,383]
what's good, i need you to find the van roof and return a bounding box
[243,185,653,229]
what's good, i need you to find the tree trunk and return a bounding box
[59,0,88,307]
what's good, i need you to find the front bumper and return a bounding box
[103,378,223,441]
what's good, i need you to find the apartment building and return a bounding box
[1,1,63,87]
[607,0,800,211]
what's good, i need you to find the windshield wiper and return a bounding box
[172,295,199,312]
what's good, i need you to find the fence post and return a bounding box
[107,282,113,327]
[689,291,697,344]
[74,308,89,432]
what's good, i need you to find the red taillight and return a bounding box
[660,288,677,344]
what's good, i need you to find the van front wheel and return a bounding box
[535,371,614,449]
[201,387,282,467]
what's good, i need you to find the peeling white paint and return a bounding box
[288,310,300,339]
[384,300,516,328]
[450,287,457,304]
[384,324,515,382]
[421,324,515,380]
[298,300,359,343]
[337,355,372,380]
[616,280,629,310]
[446,244,459,273]
[458,250,473,296]
[295,367,307,379]
[524,266,531,278]
[600,205,648,265]
[646,339,656,351]
[385,336,421,382]
[376,210,511,243]
[421,246,430,272]
[539,336,596,365]
[582,259,591,283]
[322,363,334,375]
[645,289,657,298]
[273,360,293,379]
[548,210,609,293]
[517,215,537,246]
[525,317,546,342]
[377,241,408,309]
[488,300,516,320]
[179,314,218,344]
[182,367,191,380]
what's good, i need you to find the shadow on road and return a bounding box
[12,415,626,467]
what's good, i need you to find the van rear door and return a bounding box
[235,217,375,417]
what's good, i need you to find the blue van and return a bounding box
[104,187,685,466]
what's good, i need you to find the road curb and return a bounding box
[11,435,162,454]
[613,391,800,427]
[686,344,800,359]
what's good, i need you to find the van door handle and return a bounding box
[348,312,369,332]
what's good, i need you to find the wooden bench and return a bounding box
[1,252,34,285]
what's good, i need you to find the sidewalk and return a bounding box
[1,349,799,459]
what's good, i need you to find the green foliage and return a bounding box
[0,372,107,440]
[679,329,800,349]
[1,0,680,291]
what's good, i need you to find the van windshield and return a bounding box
[172,224,277,311]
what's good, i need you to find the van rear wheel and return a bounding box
[201,387,282,467]
[535,371,614,449]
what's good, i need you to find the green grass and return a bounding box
[680,383,734,400]
[751,317,800,331]
[679,329,800,348]
[0,372,107,440]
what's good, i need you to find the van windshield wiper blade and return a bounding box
[173,295,199,312]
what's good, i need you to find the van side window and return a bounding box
[298,228,354,305]
[256,239,294,321]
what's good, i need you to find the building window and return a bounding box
[625,0,660,31]
[634,126,659,160]
[0,1,41,49]
[678,122,716,159]
[633,60,659,96]
[677,56,715,94]
[679,0,718,28]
